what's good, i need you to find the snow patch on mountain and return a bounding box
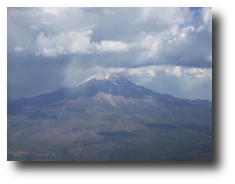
[76,71,120,86]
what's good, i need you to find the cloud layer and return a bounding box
[7,7,212,100]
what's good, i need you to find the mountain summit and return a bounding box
[77,71,121,87]
[74,71,152,99]
[80,71,120,83]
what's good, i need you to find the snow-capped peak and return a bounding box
[76,71,120,86]
[94,71,110,80]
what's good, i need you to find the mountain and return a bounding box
[7,71,212,161]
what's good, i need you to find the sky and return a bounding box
[7,7,212,101]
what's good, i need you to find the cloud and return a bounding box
[94,40,129,53]
[137,8,186,27]
[127,68,156,77]
[34,30,94,57]
[104,67,156,78]
[114,65,212,100]
[34,30,131,57]
[146,69,156,77]
[137,33,161,61]
[201,7,212,31]
[207,55,212,62]
[7,7,212,100]
[102,8,116,16]
[8,7,212,68]
[14,46,24,51]
[29,25,39,30]
[42,8,60,16]
[185,68,204,75]
[165,66,182,77]
[179,26,195,38]
[184,68,212,80]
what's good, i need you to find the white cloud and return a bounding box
[170,25,178,36]
[139,8,186,25]
[14,46,24,51]
[184,68,213,80]
[196,26,204,32]
[43,7,59,15]
[34,30,131,57]
[137,34,161,61]
[95,40,129,53]
[106,67,156,78]
[108,66,209,82]
[185,68,204,75]
[146,69,156,77]
[34,30,94,57]
[127,68,156,77]
[202,8,212,25]
[185,68,205,79]
[197,8,212,33]
[42,8,60,16]
[180,26,195,38]
[165,66,182,77]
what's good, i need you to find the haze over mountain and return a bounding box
[7,72,212,161]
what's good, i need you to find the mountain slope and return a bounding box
[7,71,212,161]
